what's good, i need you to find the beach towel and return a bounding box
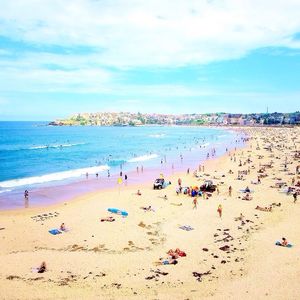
[179,225,194,231]
[49,229,62,235]
[275,241,293,248]
[108,208,128,216]
[239,189,253,193]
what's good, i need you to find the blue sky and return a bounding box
[0,0,300,120]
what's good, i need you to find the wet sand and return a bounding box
[0,126,300,299]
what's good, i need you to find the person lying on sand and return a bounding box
[101,216,115,222]
[157,258,178,265]
[140,206,155,212]
[167,249,179,259]
[255,206,272,212]
[38,261,47,273]
[235,213,245,221]
[242,193,253,201]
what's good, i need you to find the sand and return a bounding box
[0,126,300,300]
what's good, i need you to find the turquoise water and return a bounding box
[0,122,239,202]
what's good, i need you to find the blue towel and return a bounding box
[108,208,128,216]
[275,241,293,248]
[49,229,61,235]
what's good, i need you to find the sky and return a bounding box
[0,0,300,120]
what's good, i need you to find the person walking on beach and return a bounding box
[293,192,297,203]
[24,190,29,199]
[86,172,89,179]
[178,178,182,187]
[217,204,222,218]
[228,186,232,197]
[192,198,198,209]
[187,168,190,175]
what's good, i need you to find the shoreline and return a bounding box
[1,126,299,299]
[0,127,245,211]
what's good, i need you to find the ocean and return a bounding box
[0,121,242,209]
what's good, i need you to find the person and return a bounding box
[257,177,261,184]
[96,173,99,179]
[60,223,66,231]
[137,190,142,196]
[217,186,220,195]
[192,197,198,209]
[120,171,122,177]
[178,178,182,186]
[217,204,222,218]
[242,193,252,201]
[187,168,190,175]
[228,186,232,197]
[101,216,115,222]
[125,174,128,181]
[281,237,288,247]
[245,186,250,193]
[107,170,110,178]
[164,195,168,200]
[293,192,297,203]
[24,190,29,199]
[86,172,89,179]
[238,213,245,221]
[38,261,47,273]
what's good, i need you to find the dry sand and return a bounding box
[0,126,300,300]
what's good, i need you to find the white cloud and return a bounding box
[0,0,300,98]
[0,0,300,68]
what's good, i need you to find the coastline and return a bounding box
[0,126,242,210]
[0,126,299,299]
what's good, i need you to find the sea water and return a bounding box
[0,121,242,209]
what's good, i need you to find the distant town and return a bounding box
[50,111,300,126]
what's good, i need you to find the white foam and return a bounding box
[29,143,86,150]
[127,154,158,163]
[0,189,12,194]
[0,165,109,188]
[149,134,166,138]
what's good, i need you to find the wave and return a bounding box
[0,165,109,189]
[127,154,158,163]
[28,143,86,150]
[0,189,12,194]
[149,134,166,138]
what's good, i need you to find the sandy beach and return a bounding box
[1,126,300,300]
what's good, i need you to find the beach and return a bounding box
[0,126,300,300]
